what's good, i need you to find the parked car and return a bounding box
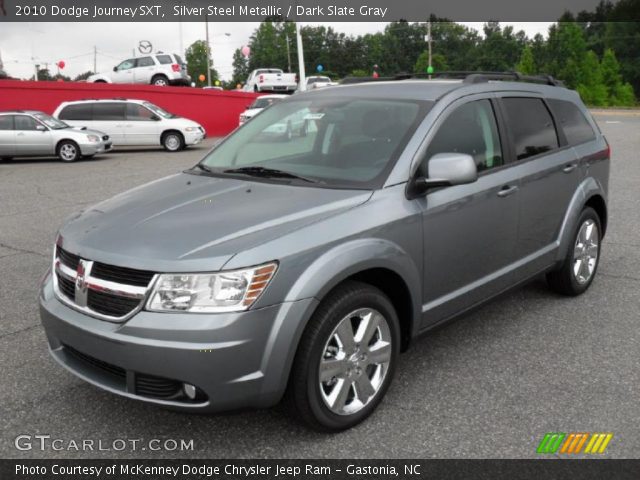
[0,110,111,162]
[40,73,609,432]
[87,53,189,86]
[53,99,205,152]
[305,76,337,89]
[239,94,288,125]
[244,68,298,93]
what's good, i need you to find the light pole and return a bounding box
[296,22,306,91]
[205,14,211,87]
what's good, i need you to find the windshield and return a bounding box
[197,96,431,189]
[143,102,175,118]
[34,113,69,129]
[250,97,283,109]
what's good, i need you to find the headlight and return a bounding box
[184,126,199,132]
[146,262,277,313]
[86,134,100,143]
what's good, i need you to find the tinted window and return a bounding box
[174,54,184,65]
[0,115,13,130]
[59,104,92,120]
[425,99,503,173]
[156,55,172,65]
[137,57,155,67]
[126,103,155,121]
[116,59,135,71]
[502,98,559,160]
[93,103,126,121]
[14,115,39,131]
[548,99,595,146]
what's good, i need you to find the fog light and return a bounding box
[183,383,196,400]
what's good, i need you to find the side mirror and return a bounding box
[415,153,478,192]
[36,125,47,131]
[113,66,118,72]
[151,114,161,121]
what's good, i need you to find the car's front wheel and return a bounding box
[547,206,601,296]
[287,281,400,431]
[57,141,80,162]
[162,132,184,152]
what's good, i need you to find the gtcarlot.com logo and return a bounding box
[537,432,613,455]
[14,434,194,452]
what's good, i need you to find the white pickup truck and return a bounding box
[244,68,298,93]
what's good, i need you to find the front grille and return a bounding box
[64,345,126,380]
[87,289,141,317]
[57,246,79,269]
[91,262,155,287]
[56,273,75,300]
[136,374,183,399]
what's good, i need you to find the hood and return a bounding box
[58,172,372,272]
[163,117,201,128]
[68,126,109,137]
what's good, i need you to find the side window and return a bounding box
[136,57,155,68]
[14,115,39,131]
[126,103,155,121]
[116,59,136,71]
[59,104,92,121]
[0,116,13,130]
[425,99,503,174]
[548,99,596,146]
[502,98,559,160]
[156,55,172,65]
[92,103,126,121]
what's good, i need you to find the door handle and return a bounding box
[563,163,578,173]
[17,132,25,136]
[497,185,518,197]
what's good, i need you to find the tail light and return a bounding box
[171,64,180,72]
[259,74,264,83]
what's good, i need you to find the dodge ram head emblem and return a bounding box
[75,259,90,307]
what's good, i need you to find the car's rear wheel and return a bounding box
[547,207,601,296]
[93,80,107,83]
[151,75,169,86]
[57,141,80,162]
[287,281,400,432]
[162,131,184,152]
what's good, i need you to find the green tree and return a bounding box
[600,48,636,105]
[231,48,249,87]
[414,52,448,73]
[545,22,588,88]
[577,50,608,106]
[185,40,218,87]
[516,45,535,74]
[73,71,94,82]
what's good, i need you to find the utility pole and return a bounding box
[205,14,212,87]
[427,20,432,79]
[93,46,97,73]
[296,22,306,91]
[285,29,292,73]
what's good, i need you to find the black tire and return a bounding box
[93,80,107,83]
[57,140,81,162]
[286,281,400,432]
[547,207,602,296]
[151,75,169,87]
[162,131,185,152]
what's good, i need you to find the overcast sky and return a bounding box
[0,22,553,80]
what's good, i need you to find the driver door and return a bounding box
[112,58,136,84]
[414,96,521,327]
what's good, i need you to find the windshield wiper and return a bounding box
[223,166,319,183]
[194,163,215,173]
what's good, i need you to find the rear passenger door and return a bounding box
[497,96,579,273]
[416,96,521,325]
[0,115,15,156]
[133,56,156,84]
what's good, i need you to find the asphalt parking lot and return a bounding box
[1,113,639,459]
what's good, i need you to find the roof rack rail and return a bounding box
[341,71,564,87]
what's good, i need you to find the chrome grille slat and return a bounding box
[53,246,157,322]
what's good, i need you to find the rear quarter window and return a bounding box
[548,99,596,146]
[92,103,126,121]
[0,116,13,130]
[156,55,172,65]
[59,104,92,121]
[502,97,559,160]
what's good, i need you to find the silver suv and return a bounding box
[88,53,190,86]
[40,73,609,431]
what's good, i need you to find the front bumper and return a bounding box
[184,130,205,146]
[39,274,317,412]
[79,141,112,156]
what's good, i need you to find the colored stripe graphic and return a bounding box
[537,433,566,454]
[560,433,589,454]
[584,433,614,454]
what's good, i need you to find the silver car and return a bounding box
[87,53,190,86]
[0,111,112,162]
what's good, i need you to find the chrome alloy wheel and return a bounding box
[59,143,77,161]
[165,134,180,151]
[319,308,392,416]
[573,219,599,284]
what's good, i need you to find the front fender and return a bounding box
[556,176,608,262]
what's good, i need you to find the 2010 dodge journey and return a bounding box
[39,73,609,431]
